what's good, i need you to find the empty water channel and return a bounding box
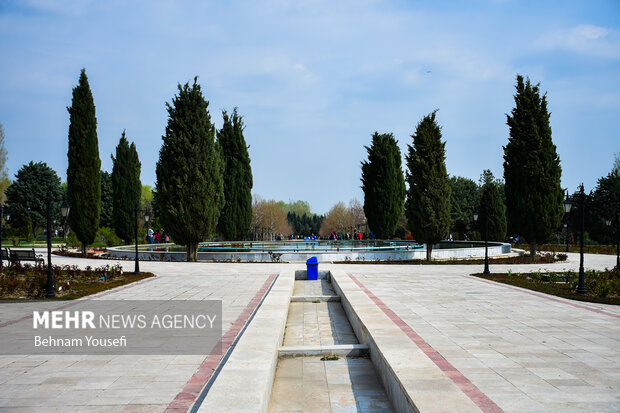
[268,271,394,412]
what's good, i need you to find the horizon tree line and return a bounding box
[1,72,618,261]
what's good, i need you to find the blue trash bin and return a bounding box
[306,256,318,280]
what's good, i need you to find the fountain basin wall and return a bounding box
[106,241,512,262]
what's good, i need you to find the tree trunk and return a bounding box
[187,243,197,262]
[81,242,87,256]
[426,244,433,262]
[530,241,536,257]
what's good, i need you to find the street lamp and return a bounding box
[46,193,70,298]
[607,212,620,269]
[473,203,490,274]
[134,207,150,273]
[0,204,8,270]
[563,193,573,253]
[577,184,586,294]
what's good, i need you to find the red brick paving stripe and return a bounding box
[347,273,504,413]
[165,273,278,413]
[467,275,620,319]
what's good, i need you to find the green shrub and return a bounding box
[97,227,121,247]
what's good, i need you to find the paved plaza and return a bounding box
[0,252,618,412]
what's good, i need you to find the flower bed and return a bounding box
[473,267,620,305]
[0,263,153,300]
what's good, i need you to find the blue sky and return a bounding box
[1,0,619,214]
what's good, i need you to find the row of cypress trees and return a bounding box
[66,71,252,259]
[361,75,563,258]
[155,78,253,261]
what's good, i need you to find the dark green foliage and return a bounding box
[361,132,406,239]
[155,77,224,261]
[217,108,253,241]
[405,111,451,260]
[67,69,101,253]
[100,171,113,228]
[586,167,620,245]
[504,75,563,256]
[6,162,63,237]
[449,176,479,239]
[287,212,324,236]
[478,170,507,242]
[111,131,142,243]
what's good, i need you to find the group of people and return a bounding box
[146,227,169,244]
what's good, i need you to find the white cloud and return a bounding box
[537,24,620,58]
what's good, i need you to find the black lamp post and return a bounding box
[0,204,8,270]
[134,207,150,273]
[563,192,573,253]
[576,184,586,294]
[46,192,70,298]
[607,211,620,269]
[473,204,490,274]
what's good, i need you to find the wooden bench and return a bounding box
[9,248,44,265]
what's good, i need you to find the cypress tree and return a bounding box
[67,69,101,254]
[155,77,224,261]
[111,131,141,243]
[478,170,507,242]
[449,176,479,239]
[504,75,563,256]
[405,111,451,261]
[100,171,113,228]
[361,132,406,239]
[217,108,253,241]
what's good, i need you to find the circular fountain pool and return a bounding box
[106,240,512,262]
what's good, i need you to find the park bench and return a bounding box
[9,248,44,265]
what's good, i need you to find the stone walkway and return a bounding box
[330,252,620,412]
[0,252,618,412]
[0,255,289,412]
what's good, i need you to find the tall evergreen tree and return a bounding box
[217,108,253,241]
[449,176,479,239]
[504,75,562,256]
[155,77,224,261]
[478,170,507,242]
[0,124,9,204]
[6,162,63,237]
[67,69,101,254]
[405,111,451,261]
[100,171,113,228]
[361,132,406,238]
[111,131,141,243]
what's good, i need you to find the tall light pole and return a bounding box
[607,209,620,269]
[577,184,586,294]
[563,192,573,253]
[0,204,7,270]
[134,207,150,273]
[46,192,70,298]
[473,204,490,275]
